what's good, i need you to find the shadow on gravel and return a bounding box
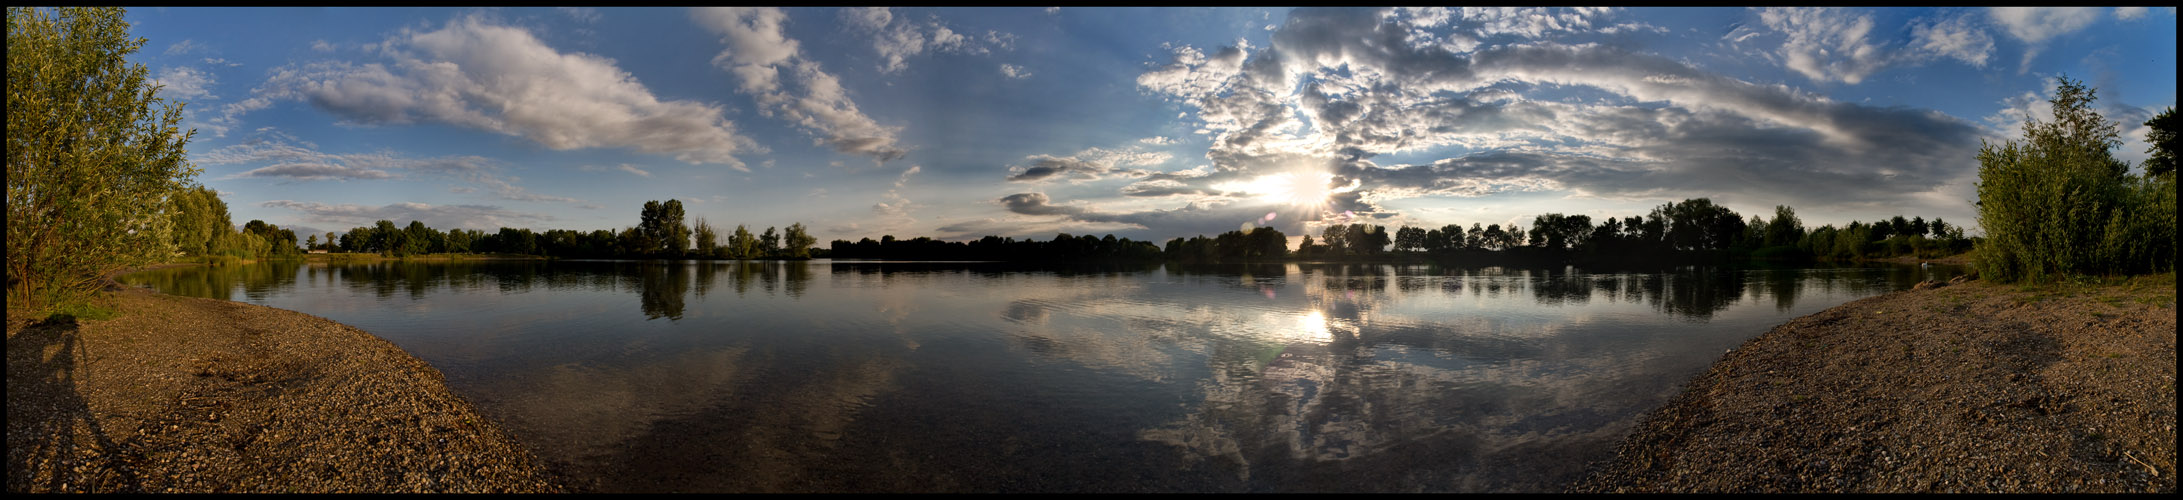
[5,316,141,493]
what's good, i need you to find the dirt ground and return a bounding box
[1571,274,2176,493]
[5,285,564,493]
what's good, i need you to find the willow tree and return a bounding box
[8,7,198,310]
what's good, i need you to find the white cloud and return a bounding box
[153,66,217,100]
[559,7,601,23]
[1988,7,2101,44]
[1756,7,1889,85]
[1909,12,1994,67]
[2115,7,2147,21]
[203,128,584,204]
[694,7,907,164]
[310,39,335,52]
[233,14,758,168]
[1004,147,1174,183]
[1101,7,1994,238]
[577,163,651,177]
[164,39,208,56]
[1000,63,1031,79]
[839,7,1014,74]
[1987,7,2103,75]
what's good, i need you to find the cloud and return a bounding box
[1000,63,1031,79]
[841,7,1014,74]
[231,14,758,168]
[579,163,653,177]
[694,7,908,164]
[1987,7,2102,73]
[164,39,209,56]
[559,7,601,23]
[1987,7,2101,44]
[1090,7,1997,239]
[1909,11,1994,67]
[1004,147,1173,182]
[872,165,921,216]
[1756,7,1889,85]
[203,128,585,204]
[261,200,553,231]
[310,39,335,52]
[153,66,218,100]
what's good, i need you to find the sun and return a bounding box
[1227,172,1342,209]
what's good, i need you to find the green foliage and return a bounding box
[46,299,118,323]
[1974,76,2172,283]
[693,217,719,257]
[782,222,817,259]
[727,224,759,259]
[8,7,199,310]
[2145,106,2177,179]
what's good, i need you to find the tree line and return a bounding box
[309,199,821,260]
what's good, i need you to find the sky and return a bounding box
[124,6,2178,246]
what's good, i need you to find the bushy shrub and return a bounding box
[1975,76,2176,282]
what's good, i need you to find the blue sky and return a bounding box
[126,7,2177,245]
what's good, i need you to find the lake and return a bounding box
[121,259,1965,492]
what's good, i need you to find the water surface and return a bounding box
[123,259,1963,492]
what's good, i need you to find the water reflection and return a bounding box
[119,260,1964,492]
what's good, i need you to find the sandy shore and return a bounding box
[5,285,565,493]
[1571,274,2176,493]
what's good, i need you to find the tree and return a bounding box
[1528,213,1593,250]
[759,226,780,258]
[783,222,816,259]
[8,7,199,308]
[693,217,718,258]
[1393,226,1425,252]
[1764,205,1804,248]
[728,224,758,259]
[2144,106,2176,179]
[1319,224,1350,256]
[1651,198,1745,251]
[1974,75,2167,282]
[661,199,688,257]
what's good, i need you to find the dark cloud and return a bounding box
[234,162,397,181]
[1112,7,1992,234]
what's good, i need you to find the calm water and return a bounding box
[122,259,1964,492]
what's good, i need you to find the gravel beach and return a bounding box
[1571,274,2176,493]
[6,284,564,493]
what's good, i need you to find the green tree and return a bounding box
[661,199,688,257]
[783,222,816,259]
[1974,75,2167,282]
[693,217,718,258]
[728,224,758,259]
[2144,106,2176,179]
[8,7,199,309]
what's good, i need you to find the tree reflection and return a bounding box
[636,262,689,321]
